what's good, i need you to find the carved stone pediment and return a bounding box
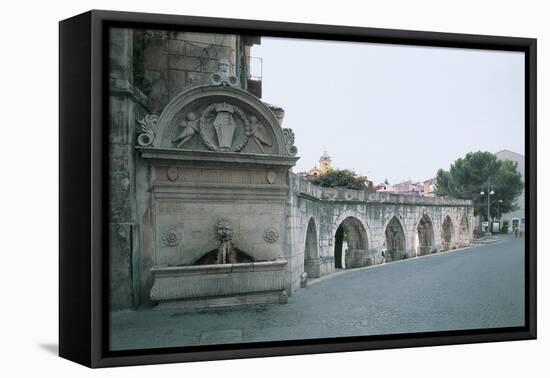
[139,84,297,157]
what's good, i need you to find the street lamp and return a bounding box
[497,199,504,220]
[480,179,495,235]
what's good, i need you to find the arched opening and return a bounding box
[459,214,470,245]
[304,218,319,278]
[384,216,406,261]
[416,214,435,256]
[334,226,345,269]
[333,217,367,270]
[441,216,454,251]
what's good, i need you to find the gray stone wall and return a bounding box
[109,28,147,310]
[135,30,238,113]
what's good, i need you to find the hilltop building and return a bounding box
[376,177,436,196]
[423,177,437,197]
[392,180,424,195]
[302,149,333,177]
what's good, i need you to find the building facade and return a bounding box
[495,150,525,233]
[392,180,424,195]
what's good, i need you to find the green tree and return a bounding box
[434,151,523,220]
[311,167,373,191]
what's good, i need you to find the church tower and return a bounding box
[302,149,333,177]
[319,149,332,173]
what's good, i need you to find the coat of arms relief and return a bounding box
[171,102,274,153]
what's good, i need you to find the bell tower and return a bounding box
[319,148,332,172]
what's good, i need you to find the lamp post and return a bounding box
[480,178,495,235]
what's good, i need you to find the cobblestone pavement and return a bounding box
[110,236,525,351]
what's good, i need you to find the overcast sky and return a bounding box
[252,37,525,185]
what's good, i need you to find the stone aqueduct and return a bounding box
[284,176,474,293]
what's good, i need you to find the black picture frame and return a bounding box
[59,9,537,368]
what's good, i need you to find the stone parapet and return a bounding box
[293,174,473,207]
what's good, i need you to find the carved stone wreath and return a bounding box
[199,103,251,152]
[263,228,279,243]
[162,227,182,247]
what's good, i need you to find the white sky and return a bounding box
[252,37,525,185]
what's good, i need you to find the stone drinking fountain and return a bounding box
[141,59,298,310]
[149,219,289,310]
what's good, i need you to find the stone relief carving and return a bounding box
[171,104,278,154]
[327,188,338,200]
[215,219,233,242]
[249,115,272,153]
[283,128,298,156]
[199,103,251,152]
[136,114,159,147]
[167,166,179,182]
[213,103,237,149]
[263,228,279,243]
[266,170,276,184]
[215,219,237,264]
[172,112,199,147]
[210,58,239,87]
[162,227,182,247]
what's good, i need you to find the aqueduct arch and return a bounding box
[303,218,320,278]
[441,215,455,251]
[333,216,368,269]
[459,214,470,246]
[383,216,407,261]
[416,214,435,256]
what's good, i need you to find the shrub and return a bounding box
[310,167,372,191]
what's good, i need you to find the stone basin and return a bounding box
[150,259,288,310]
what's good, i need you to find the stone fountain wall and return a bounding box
[131,77,299,308]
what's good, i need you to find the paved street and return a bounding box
[110,236,525,351]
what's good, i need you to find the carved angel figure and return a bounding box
[249,115,272,153]
[172,112,199,147]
